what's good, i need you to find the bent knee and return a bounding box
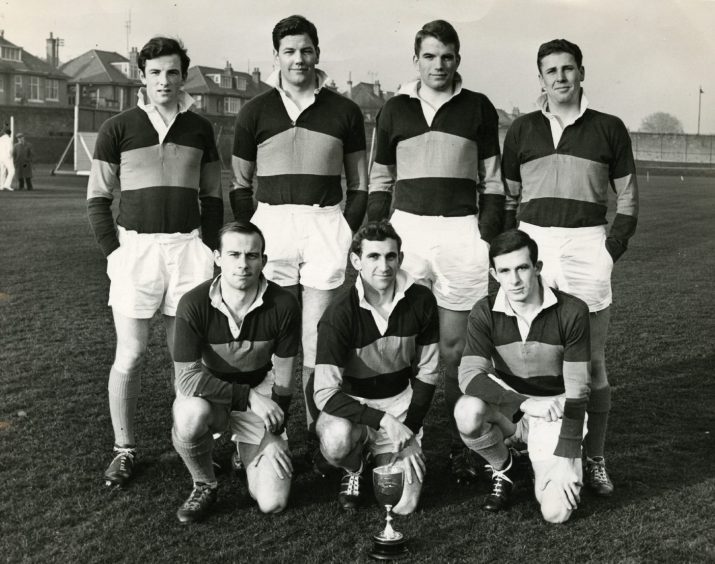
[454,395,488,435]
[257,497,288,514]
[172,397,212,439]
[316,415,356,462]
[540,497,573,524]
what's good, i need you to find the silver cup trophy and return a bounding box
[369,464,408,560]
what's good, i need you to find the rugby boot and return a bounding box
[450,445,489,484]
[584,457,614,496]
[176,482,218,524]
[338,463,365,511]
[483,454,515,512]
[104,447,137,487]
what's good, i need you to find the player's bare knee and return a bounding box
[454,395,488,435]
[318,419,354,463]
[257,495,288,514]
[172,397,211,440]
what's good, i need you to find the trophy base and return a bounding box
[369,533,408,560]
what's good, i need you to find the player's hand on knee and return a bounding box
[394,437,426,485]
[542,457,582,510]
[249,390,284,433]
[379,413,414,453]
[253,433,293,480]
[520,397,565,422]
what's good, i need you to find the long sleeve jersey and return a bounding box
[230,72,367,231]
[86,103,223,256]
[314,272,440,433]
[458,285,591,458]
[502,104,638,260]
[367,79,505,242]
[173,276,301,408]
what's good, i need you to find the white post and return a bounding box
[73,83,79,172]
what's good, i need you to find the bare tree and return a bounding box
[639,112,684,134]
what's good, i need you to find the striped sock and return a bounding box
[108,366,141,447]
[584,386,612,458]
[461,425,509,470]
[172,426,216,485]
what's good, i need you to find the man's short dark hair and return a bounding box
[489,229,539,268]
[272,15,319,51]
[350,220,402,256]
[218,221,266,254]
[537,39,583,71]
[414,20,460,56]
[138,37,190,79]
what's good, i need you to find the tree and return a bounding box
[639,112,684,134]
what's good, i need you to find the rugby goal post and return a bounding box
[52,91,96,176]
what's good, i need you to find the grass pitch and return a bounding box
[0,170,713,563]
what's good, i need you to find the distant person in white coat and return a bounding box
[0,128,14,190]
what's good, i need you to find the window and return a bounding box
[14,75,22,100]
[46,79,59,100]
[235,76,247,91]
[0,78,4,96]
[220,75,231,89]
[1,46,21,61]
[208,74,221,85]
[224,97,240,114]
[29,76,41,101]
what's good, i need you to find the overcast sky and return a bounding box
[2,0,714,133]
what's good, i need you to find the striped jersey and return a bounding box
[502,98,638,255]
[367,79,505,241]
[230,74,366,226]
[87,97,223,256]
[173,275,301,406]
[459,285,591,458]
[314,271,440,432]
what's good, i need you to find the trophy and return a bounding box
[369,464,408,560]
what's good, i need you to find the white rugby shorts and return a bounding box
[351,386,423,457]
[251,202,352,290]
[229,369,288,445]
[519,222,613,312]
[107,227,214,318]
[390,210,490,311]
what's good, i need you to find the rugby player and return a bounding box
[171,222,300,523]
[367,20,505,482]
[87,37,222,487]
[314,221,440,513]
[230,15,368,454]
[455,229,590,523]
[502,39,639,495]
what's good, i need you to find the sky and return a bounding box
[2,0,714,133]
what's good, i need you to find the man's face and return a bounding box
[274,33,319,89]
[350,238,402,293]
[214,231,266,292]
[490,246,542,304]
[140,54,185,109]
[538,51,584,107]
[414,36,460,92]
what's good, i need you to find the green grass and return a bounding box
[0,169,714,563]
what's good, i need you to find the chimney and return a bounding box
[224,61,233,76]
[46,32,59,69]
[129,47,139,80]
[347,72,353,97]
[252,67,261,85]
[373,79,381,98]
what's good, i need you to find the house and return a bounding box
[0,31,69,107]
[61,47,142,110]
[344,79,394,140]
[183,63,270,118]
